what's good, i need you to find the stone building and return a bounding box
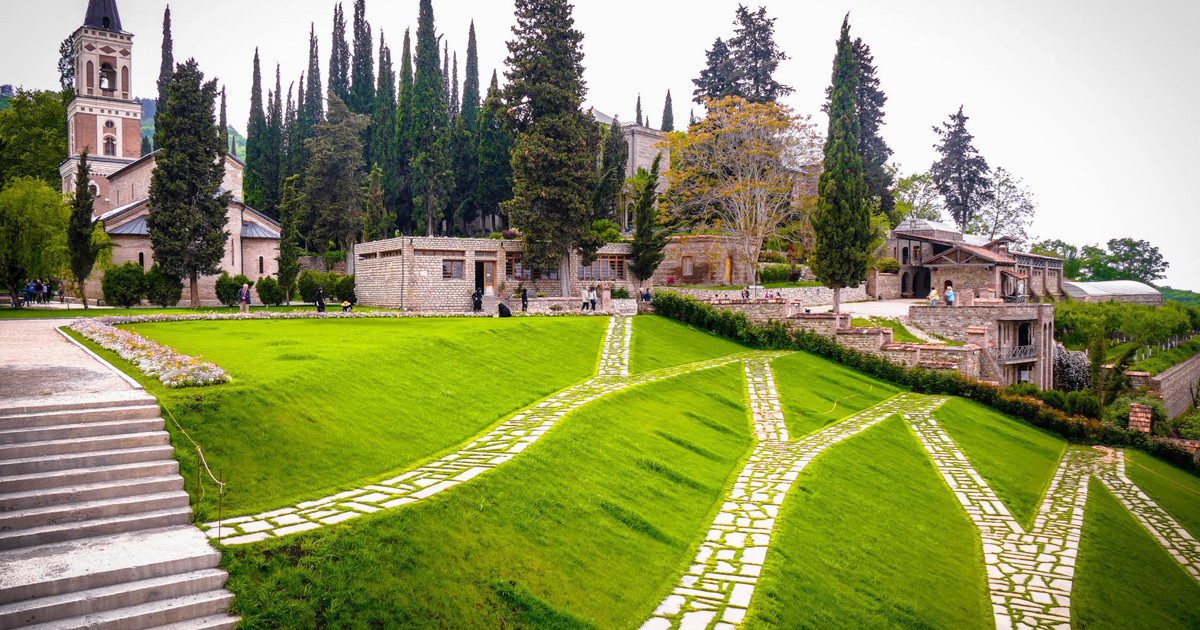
[1062,280,1163,306]
[875,219,1065,302]
[59,0,280,304]
[907,303,1057,389]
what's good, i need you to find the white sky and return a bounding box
[9,0,1199,290]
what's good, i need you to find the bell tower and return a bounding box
[59,0,142,214]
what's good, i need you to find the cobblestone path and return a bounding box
[201,318,775,545]
[640,372,940,630]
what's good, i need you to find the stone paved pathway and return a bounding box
[640,375,939,630]
[202,318,776,545]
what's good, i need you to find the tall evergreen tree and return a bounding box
[276,175,302,302]
[370,34,399,224]
[293,25,323,196]
[148,59,231,308]
[218,87,228,152]
[930,106,992,232]
[410,0,453,235]
[394,29,415,232]
[460,23,481,131]
[243,49,267,210]
[261,66,284,217]
[629,154,668,284]
[692,38,736,104]
[594,115,627,223]
[67,150,108,308]
[503,0,600,271]
[661,90,674,132]
[812,18,871,313]
[451,26,481,233]
[329,3,350,102]
[442,42,451,113]
[729,6,793,103]
[156,6,173,120]
[305,93,368,250]
[476,71,513,230]
[635,94,643,126]
[140,135,152,157]
[348,0,375,116]
[283,83,296,180]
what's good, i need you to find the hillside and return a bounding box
[1163,287,1200,307]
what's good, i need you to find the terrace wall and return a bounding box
[666,284,869,306]
[1148,353,1200,420]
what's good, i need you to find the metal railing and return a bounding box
[994,345,1037,362]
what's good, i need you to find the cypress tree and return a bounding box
[394,29,415,233]
[442,41,451,113]
[503,0,600,271]
[156,6,173,120]
[244,49,266,210]
[661,90,674,132]
[410,0,453,236]
[261,66,284,217]
[729,6,793,103]
[635,94,643,126]
[476,71,513,230]
[305,93,368,250]
[930,106,992,232]
[276,175,301,302]
[811,17,871,314]
[629,154,668,283]
[140,135,152,157]
[293,25,322,200]
[329,3,350,102]
[595,115,628,222]
[68,149,106,308]
[692,38,735,104]
[370,33,399,225]
[283,83,296,179]
[450,52,460,124]
[348,0,375,116]
[218,87,228,153]
[461,23,481,131]
[147,59,231,308]
[451,25,481,233]
[305,25,324,123]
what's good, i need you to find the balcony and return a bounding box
[993,345,1037,364]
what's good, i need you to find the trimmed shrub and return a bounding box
[144,264,183,308]
[1037,389,1067,413]
[255,276,286,306]
[335,274,356,304]
[611,287,631,299]
[1065,391,1102,419]
[215,272,239,307]
[101,262,146,308]
[876,258,901,274]
[759,250,787,264]
[298,270,322,303]
[758,264,791,284]
[501,228,522,240]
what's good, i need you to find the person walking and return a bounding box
[946,285,956,308]
[929,287,939,307]
[316,286,326,313]
[580,286,589,311]
[237,283,251,314]
[520,288,528,312]
[588,287,597,312]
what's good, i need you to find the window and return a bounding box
[442,260,464,280]
[578,254,628,281]
[506,254,531,280]
[103,137,116,156]
[88,183,99,196]
[99,63,116,91]
[416,249,465,257]
[901,247,909,265]
[259,256,264,274]
[86,61,95,89]
[682,256,694,276]
[379,249,403,259]
[138,252,145,269]
[913,246,922,265]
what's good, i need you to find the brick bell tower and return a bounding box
[59,0,142,215]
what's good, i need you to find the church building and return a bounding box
[60,0,281,305]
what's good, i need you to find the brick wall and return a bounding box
[1128,404,1153,433]
[869,271,902,300]
[784,312,851,336]
[908,303,1055,389]
[1148,353,1200,420]
[651,236,752,287]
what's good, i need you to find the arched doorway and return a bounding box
[913,268,932,298]
[901,272,911,296]
[1018,323,1032,347]
[901,247,910,265]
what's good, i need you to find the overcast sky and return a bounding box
[10,0,1199,291]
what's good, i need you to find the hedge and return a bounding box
[651,290,1200,476]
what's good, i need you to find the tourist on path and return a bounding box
[520,288,528,312]
[316,287,326,313]
[929,288,939,307]
[581,287,589,311]
[237,284,251,314]
[589,287,598,312]
[742,287,750,300]
[946,286,956,308]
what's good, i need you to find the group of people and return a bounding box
[929,285,957,307]
[580,286,599,311]
[21,279,55,306]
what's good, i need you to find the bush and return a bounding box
[323,249,346,272]
[1037,389,1067,412]
[1065,391,1102,419]
[501,228,521,240]
[650,290,1200,476]
[665,277,677,286]
[297,270,321,303]
[215,272,243,307]
[101,262,146,308]
[488,232,504,240]
[759,250,787,264]
[611,287,631,299]
[255,276,286,306]
[758,264,791,284]
[335,274,356,304]
[876,258,901,274]
[144,265,183,307]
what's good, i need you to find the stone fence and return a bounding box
[499,296,638,316]
[1146,353,1200,420]
[664,283,870,306]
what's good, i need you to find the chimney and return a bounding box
[997,243,1009,255]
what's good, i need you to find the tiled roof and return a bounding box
[242,222,279,240]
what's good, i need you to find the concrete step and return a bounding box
[149,613,240,630]
[0,476,184,512]
[0,405,162,431]
[1,392,157,418]
[0,527,220,605]
[0,569,228,628]
[0,460,179,495]
[0,445,175,476]
[0,432,170,461]
[0,417,165,444]
[18,590,233,630]
[0,506,193,551]
[0,491,190,534]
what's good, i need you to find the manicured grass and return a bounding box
[1124,450,1200,537]
[851,317,923,343]
[771,351,900,437]
[1072,478,1200,629]
[744,416,992,630]
[0,305,382,319]
[1130,337,1200,376]
[933,398,1065,527]
[221,363,753,629]
[629,315,751,374]
[82,317,608,518]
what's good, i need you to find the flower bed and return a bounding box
[70,318,233,388]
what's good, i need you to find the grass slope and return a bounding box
[771,351,900,437]
[1124,450,1200,537]
[933,398,1066,527]
[744,416,992,630]
[110,317,607,517]
[1072,478,1200,629]
[629,315,751,374]
[222,363,752,629]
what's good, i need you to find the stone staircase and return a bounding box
[0,392,237,629]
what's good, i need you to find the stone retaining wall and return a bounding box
[1148,353,1200,420]
[665,283,869,306]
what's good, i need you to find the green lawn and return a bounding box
[771,351,900,437]
[933,398,1065,527]
[1072,478,1200,629]
[0,305,378,319]
[80,317,608,518]
[851,317,923,343]
[1124,450,1200,537]
[744,416,992,630]
[629,315,751,374]
[221,363,753,629]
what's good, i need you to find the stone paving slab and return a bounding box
[0,319,136,400]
